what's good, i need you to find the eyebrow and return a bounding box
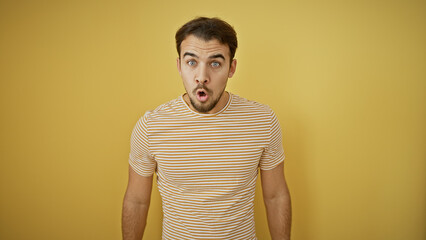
[209,54,225,60]
[183,52,225,60]
[183,52,198,58]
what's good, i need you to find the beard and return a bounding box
[188,85,226,113]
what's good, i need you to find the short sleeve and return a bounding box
[128,111,156,176]
[259,109,285,170]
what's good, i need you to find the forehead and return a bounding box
[180,35,230,59]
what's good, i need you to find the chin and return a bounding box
[190,97,216,113]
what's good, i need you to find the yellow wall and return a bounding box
[1,0,425,239]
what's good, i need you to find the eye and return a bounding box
[187,60,196,66]
[211,62,220,68]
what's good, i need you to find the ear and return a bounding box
[228,59,237,78]
[176,57,181,75]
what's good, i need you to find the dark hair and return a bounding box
[175,17,238,60]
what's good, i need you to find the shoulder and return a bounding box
[230,93,275,115]
[139,96,185,122]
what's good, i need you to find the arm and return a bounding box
[261,162,292,240]
[122,165,153,240]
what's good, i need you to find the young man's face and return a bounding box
[177,35,236,114]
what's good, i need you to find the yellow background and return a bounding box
[1,0,425,239]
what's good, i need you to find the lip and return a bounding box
[195,88,209,103]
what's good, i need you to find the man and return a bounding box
[122,17,291,240]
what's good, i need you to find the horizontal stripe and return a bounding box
[129,93,284,239]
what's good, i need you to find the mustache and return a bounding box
[192,84,212,94]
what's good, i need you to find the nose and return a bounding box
[195,64,209,85]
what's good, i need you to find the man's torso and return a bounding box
[130,93,284,239]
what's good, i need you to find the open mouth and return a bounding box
[196,89,209,102]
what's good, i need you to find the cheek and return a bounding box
[180,70,192,82]
[181,73,195,91]
[212,71,230,83]
[182,68,196,79]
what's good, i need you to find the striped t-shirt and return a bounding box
[129,92,285,239]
